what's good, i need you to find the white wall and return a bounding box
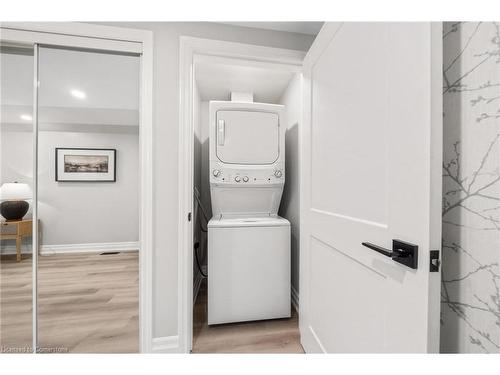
[94,21,314,340]
[278,74,302,297]
[1,128,139,250]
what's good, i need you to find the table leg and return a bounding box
[16,235,21,262]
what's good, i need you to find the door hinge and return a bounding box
[430,250,440,272]
[188,212,192,222]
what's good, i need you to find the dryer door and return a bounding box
[216,110,279,164]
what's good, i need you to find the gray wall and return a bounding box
[278,74,302,294]
[199,102,212,221]
[0,128,139,247]
[193,80,205,287]
[196,101,211,283]
[442,22,500,353]
[93,22,315,339]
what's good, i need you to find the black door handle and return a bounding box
[361,239,418,269]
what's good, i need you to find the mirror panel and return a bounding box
[36,46,140,353]
[0,44,35,353]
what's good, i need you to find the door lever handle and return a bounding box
[361,239,418,269]
[361,242,395,257]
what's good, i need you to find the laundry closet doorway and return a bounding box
[179,37,305,353]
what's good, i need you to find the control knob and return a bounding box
[242,176,249,182]
[212,169,221,177]
[274,170,282,178]
[234,176,241,183]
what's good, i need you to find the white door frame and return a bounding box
[178,36,305,352]
[0,22,154,353]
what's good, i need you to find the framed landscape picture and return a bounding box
[55,148,116,182]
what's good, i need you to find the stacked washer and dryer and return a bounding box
[207,99,291,325]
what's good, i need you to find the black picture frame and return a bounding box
[55,148,117,182]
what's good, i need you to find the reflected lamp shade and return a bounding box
[0,182,32,221]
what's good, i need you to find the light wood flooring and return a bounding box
[2,252,302,354]
[0,251,138,353]
[192,278,304,353]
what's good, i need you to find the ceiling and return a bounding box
[1,46,139,130]
[195,58,297,103]
[222,22,324,36]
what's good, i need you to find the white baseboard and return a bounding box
[151,335,180,353]
[291,285,299,313]
[40,241,139,255]
[0,243,32,255]
[1,241,139,255]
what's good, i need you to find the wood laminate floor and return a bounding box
[2,252,302,354]
[192,278,304,353]
[0,251,138,353]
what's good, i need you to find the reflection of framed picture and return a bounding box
[55,148,116,182]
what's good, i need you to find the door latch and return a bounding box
[430,250,440,272]
[361,239,418,270]
[188,212,192,222]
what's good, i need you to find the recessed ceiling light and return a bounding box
[20,114,32,121]
[70,89,86,99]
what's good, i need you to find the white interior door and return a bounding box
[299,22,442,353]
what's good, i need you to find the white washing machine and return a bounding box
[208,215,290,325]
[208,100,291,325]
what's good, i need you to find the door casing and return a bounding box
[178,36,304,353]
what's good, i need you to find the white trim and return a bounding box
[0,243,33,254]
[0,22,150,43]
[151,336,181,353]
[0,27,141,54]
[291,285,299,313]
[32,44,39,352]
[40,241,139,255]
[1,241,139,255]
[178,36,305,354]
[138,26,155,355]
[0,22,154,354]
[178,37,195,355]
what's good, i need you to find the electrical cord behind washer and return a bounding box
[194,241,207,278]
[194,189,209,277]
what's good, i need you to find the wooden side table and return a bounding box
[0,219,33,262]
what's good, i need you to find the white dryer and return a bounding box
[208,100,291,325]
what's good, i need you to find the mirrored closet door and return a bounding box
[1,29,143,354]
[0,43,35,353]
[35,46,140,353]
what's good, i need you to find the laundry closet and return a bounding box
[191,53,302,343]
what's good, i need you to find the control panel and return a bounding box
[210,164,284,186]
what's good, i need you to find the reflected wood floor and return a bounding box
[192,278,304,353]
[0,251,138,353]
